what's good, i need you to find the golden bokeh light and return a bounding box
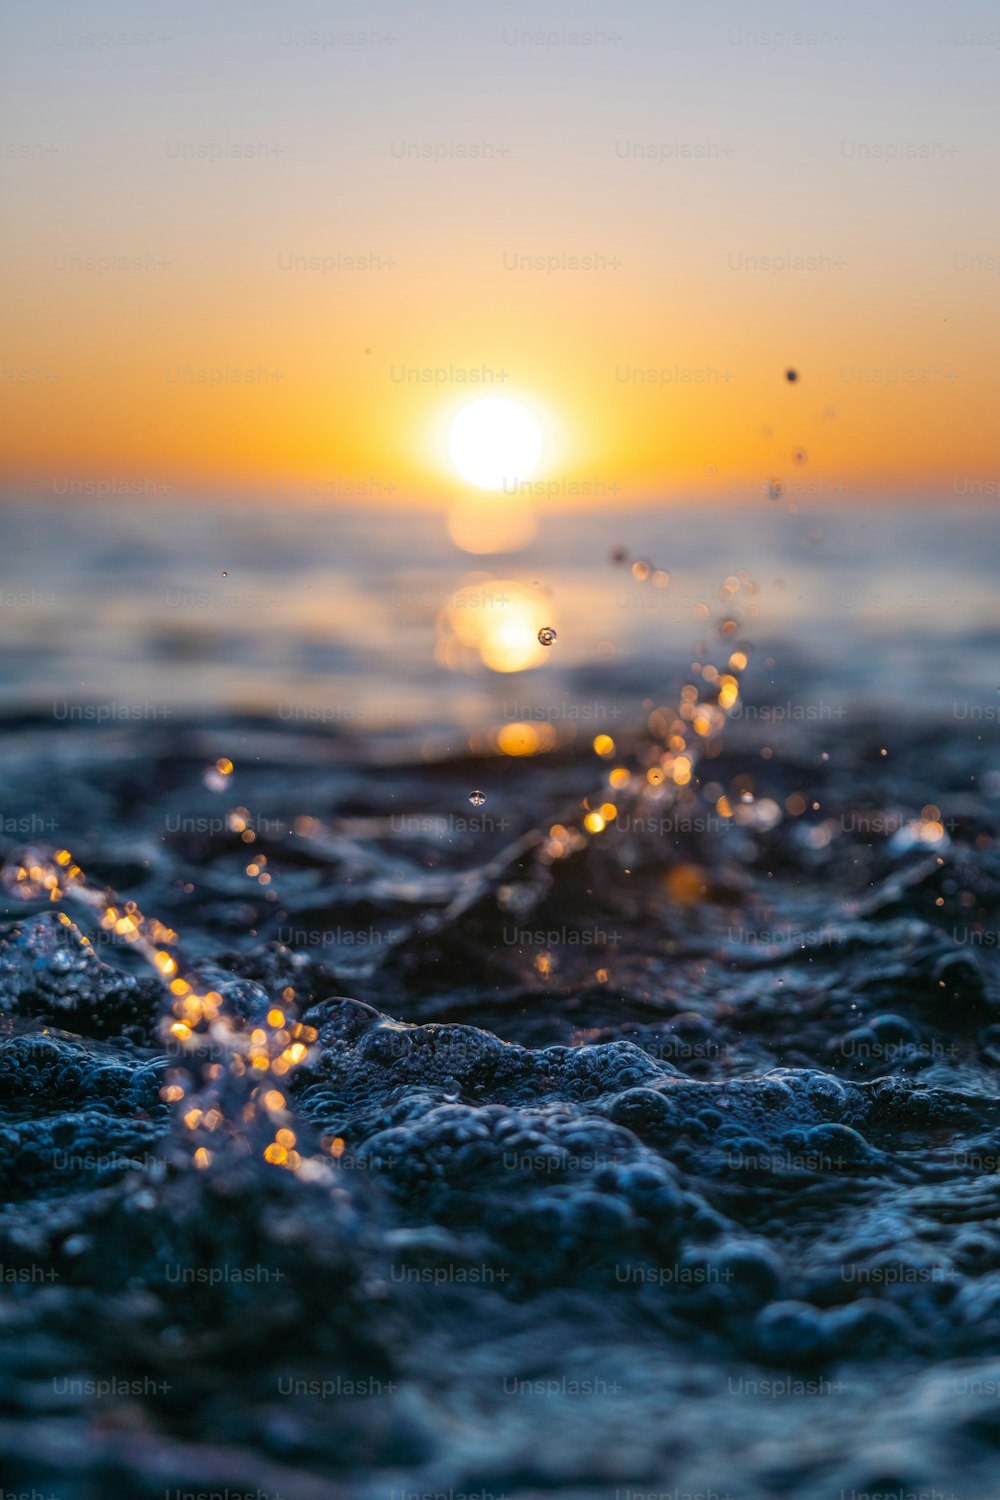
[437,580,554,674]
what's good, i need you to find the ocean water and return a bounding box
[1,497,1000,1498]
[1,497,997,725]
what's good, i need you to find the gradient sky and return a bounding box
[2,0,998,504]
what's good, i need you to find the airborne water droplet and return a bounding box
[468,790,486,808]
[537,626,557,647]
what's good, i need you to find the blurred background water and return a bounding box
[1,498,996,734]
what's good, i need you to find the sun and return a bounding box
[447,397,543,491]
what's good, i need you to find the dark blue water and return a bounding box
[1,498,999,1498]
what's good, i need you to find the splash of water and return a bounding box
[0,847,335,1183]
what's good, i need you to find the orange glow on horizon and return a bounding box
[2,276,996,505]
[2,17,996,508]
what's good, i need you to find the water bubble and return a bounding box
[631,559,652,582]
[537,626,557,647]
[468,790,486,808]
[221,571,228,578]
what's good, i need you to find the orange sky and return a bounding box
[3,1,998,505]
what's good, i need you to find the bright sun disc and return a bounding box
[447,398,543,491]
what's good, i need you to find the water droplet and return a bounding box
[537,626,557,647]
[785,368,798,382]
[468,790,486,808]
[631,559,652,582]
[203,768,228,793]
[609,546,628,565]
[221,571,228,578]
[767,480,783,501]
[793,449,807,464]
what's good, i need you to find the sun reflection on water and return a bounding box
[436,579,553,673]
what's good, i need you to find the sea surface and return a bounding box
[1,496,1000,1498]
